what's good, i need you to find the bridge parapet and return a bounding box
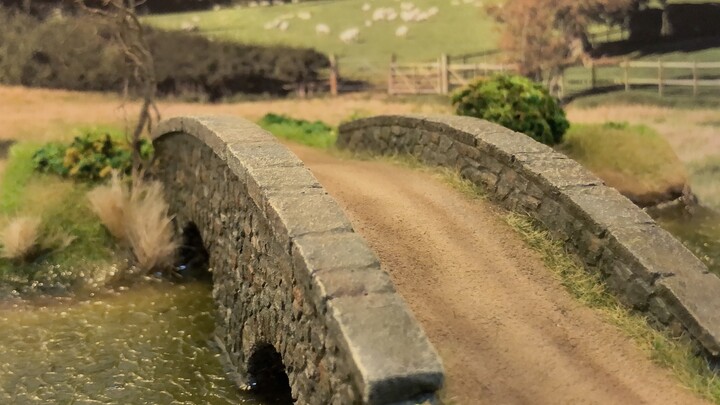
[339,115,720,357]
[152,116,443,404]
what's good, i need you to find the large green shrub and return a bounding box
[0,9,329,100]
[32,132,153,182]
[451,75,569,146]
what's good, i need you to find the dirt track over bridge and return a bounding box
[289,144,705,405]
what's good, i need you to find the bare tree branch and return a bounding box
[76,0,159,182]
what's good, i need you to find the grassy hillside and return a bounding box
[144,0,501,79]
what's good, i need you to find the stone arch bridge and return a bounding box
[152,115,720,404]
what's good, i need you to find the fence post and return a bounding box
[693,60,698,98]
[624,58,630,91]
[657,59,664,97]
[440,53,449,95]
[388,53,396,95]
[329,54,338,96]
[590,60,597,89]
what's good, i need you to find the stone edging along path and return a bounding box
[152,116,443,404]
[338,115,720,357]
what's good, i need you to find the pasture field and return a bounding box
[144,0,502,79]
[146,0,720,93]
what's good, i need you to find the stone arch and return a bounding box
[152,116,444,404]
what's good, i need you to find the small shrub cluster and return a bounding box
[88,174,178,275]
[452,75,569,146]
[258,113,336,148]
[32,132,152,182]
[0,9,330,100]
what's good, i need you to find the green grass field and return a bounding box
[145,0,720,102]
[144,0,501,79]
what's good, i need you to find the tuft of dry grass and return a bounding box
[87,173,129,241]
[125,179,179,273]
[87,174,178,274]
[0,216,41,260]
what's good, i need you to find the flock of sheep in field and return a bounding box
[180,0,485,43]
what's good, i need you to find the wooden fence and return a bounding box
[388,54,518,95]
[562,59,720,98]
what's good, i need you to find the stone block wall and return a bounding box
[338,115,720,357]
[152,116,443,404]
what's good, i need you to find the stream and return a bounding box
[0,281,262,404]
[654,205,720,276]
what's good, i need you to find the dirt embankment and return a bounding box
[289,144,706,405]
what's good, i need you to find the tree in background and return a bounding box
[487,0,635,92]
[76,0,158,181]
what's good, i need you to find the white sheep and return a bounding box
[315,23,331,35]
[248,1,258,7]
[362,3,371,12]
[339,27,360,43]
[401,9,418,22]
[414,11,429,22]
[386,10,398,21]
[372,8,385,21]
[259,1,270,7]
[180,21,199,32]
[297,11,312,20]
[365,20,373,27]
[278,20,290,31]
[400,2,414,11]
[264,20,280,30]
[191,16,200,23]
[395,25,409,37]
[427,6,439,16]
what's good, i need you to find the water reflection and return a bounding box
[0,281,261,404]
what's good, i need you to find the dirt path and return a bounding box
[288,144,707,405]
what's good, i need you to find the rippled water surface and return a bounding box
[655,205,720,276]
[0,281,260,404]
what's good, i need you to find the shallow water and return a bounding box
[654,205,720,276]
[0,281,261,404]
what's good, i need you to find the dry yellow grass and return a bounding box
[0,216,41,260]
[0,85,450,143]
[87,173,128,241]
[87,174,178,273]
[124,179,178,273]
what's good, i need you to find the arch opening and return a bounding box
[175,222,211,281]
[247,343,293,404]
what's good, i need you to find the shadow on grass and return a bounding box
[592,35,720,59]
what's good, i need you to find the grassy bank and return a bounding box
[559,122,688,206]
[257,113,337,148]
[0,142,119,294]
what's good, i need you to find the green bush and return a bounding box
[258,113,336,149]
[32,132,153,182]
[451,75,569,146]
[0,9,329,100]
